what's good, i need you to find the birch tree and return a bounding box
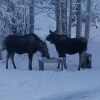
[29,0,34,34]
[68,0,72,37]
[85,0,91,39]
[55,0,61,34]
[61,0,67,35]
[76,0,82,37]
[55,0,68,35]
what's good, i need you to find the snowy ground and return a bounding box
[0,14,100,100]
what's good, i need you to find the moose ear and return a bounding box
[55,29,58,33]
[49,30,53,34]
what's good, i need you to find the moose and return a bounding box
[5,33,50,70]
[46,30,87,71]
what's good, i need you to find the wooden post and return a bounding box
[39,61,44,70]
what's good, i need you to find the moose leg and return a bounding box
[78,54,81,71]
[62,57,67,70]
[78,52,85,71]
[6,54,10,69]
[57,59,61,69]
[10,53,16,69]
[57,59,63,70]
[28,53,33,70]
[81,51,86,69]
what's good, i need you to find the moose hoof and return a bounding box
[64,66,67,70]
[29,68,32,71]
[78,67,80,71]
[14,67,16,69]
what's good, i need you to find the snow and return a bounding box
[0,14,100,100]
[0,68,100,100]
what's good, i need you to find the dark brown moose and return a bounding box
[5,33,50,70]
[46,30,87,71]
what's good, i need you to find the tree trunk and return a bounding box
[68,0,72,37]
[29,0,34,34]
[61,0,68,36]
[55,0,61,34]
[85,0,91,39]
[76,0,82,37]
